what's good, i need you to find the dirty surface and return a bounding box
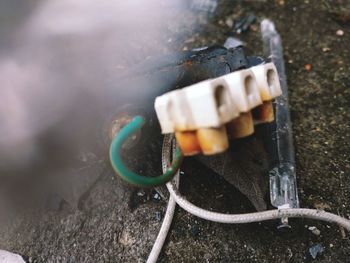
[1,0,350,262]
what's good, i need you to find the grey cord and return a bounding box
[147,134,350,262]
[147,137,179,263]
[167,180,350,228]
[146,194,177,263]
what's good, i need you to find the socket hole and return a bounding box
[214,85,230,117]
[267,69,276,93]
[244,75,255,96]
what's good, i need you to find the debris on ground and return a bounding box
[137,190,145,197]
[336,29,344,36]
[0,250,25,263]
[225,17,234,28]
[308,244,325,260]
[155,211,162,221]
[307,226,321,236]
[304,63,312,71]
[314,201,331,210]
[152,190,162,201]
[234,14,256,34]
[224,37,245,48]
[286,248,293,259]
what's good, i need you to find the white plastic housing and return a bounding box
[154,93,174,134]
[155,79,238,133]
[183,79,238,129]
[154,64,282,134]
[250,62,282,101]
[168,90,194,131]
[221,69,262,112]
[154,89,194,133]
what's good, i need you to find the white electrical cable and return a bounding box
[147,195,177,263]
[166,180,350,230]
[148,134,350,262]
[147,137,179,263]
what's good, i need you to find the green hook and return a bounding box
[109,115,183,187]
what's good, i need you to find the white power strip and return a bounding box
[154,62,282,155]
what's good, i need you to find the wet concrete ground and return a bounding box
[1,0,349,262]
